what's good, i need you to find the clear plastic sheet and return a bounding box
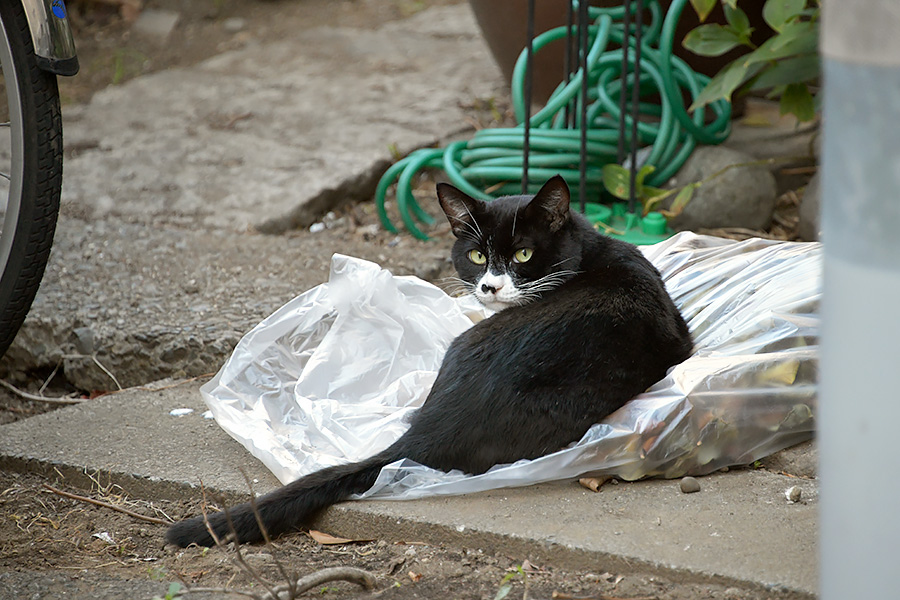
[201,232,820,499]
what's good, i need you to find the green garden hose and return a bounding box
[376,0,731,240]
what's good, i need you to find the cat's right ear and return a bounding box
[437,183,482,239]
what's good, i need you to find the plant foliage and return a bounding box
[683,0,820,122]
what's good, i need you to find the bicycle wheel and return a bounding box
[0,2,63,358]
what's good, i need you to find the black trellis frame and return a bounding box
[523,0,644,215]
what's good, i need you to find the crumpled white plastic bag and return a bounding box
[202,232,820,499]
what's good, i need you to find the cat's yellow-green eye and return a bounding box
[513,248,533,263]
[467,249,487,265]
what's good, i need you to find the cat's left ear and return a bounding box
[526,175,571,232]
[437,183,483,239]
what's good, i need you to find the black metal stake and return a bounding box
[564,0,575,129]
[522,0,535,195]
[616,0,632,165]
[627,0,644,216]
[578,0,589,213]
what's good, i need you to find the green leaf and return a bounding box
[689,0,717,22]
[682,24,746,57]
[689,59,765,110]
[602,164,631,200]
[642,187,676,212]
[165,582,182,600]
[750,53,820,90]
[668,184,698,216]
[765,83,787,99]
[780,83,817,121]
[743,21,817,66]
[642,185,673,199]
[634,164,655,188]
[763,0,807,32]
[602,164,656,201]
[723,5,752,38]
[723,0,738,8]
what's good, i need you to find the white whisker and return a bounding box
[460,203,483,240]
[438,276,475,297]
[448,215,482,243]
[517,270,581,296]
[549,257,578,269]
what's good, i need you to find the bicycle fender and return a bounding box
[21,0,79,76]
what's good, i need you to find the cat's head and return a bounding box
[436,175,583,311]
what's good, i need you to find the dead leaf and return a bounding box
[520,559,547,574]
[308,530,373,545]
[408,571,423,582]
[578,476,611,492]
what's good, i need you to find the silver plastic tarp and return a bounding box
[201,232,820,499]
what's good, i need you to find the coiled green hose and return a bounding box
[376,0,731,240]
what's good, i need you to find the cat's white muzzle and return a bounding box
[474,272,520,311]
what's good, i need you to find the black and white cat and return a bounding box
[167,175,692,547]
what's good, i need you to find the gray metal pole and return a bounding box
[820,2,900,598]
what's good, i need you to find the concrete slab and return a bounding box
[60,4,503,234]
[0,379,817,597]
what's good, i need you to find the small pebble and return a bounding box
[223,17,247,33]
[785,486,802,503]
[183,279,200,294]
[679,476,701,494]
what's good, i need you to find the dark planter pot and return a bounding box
[469,0,768,109]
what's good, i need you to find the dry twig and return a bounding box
[271,566,376,599]
[0,379,84,404]
[41,483,169,525]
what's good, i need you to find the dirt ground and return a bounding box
[0,1,810,598]
[0,467,802,600]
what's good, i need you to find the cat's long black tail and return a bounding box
[165,451,394,547]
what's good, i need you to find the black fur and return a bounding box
[166,176,692,547]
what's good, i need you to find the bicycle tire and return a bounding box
[0,2,63,358]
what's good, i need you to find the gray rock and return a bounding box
[665,146,778,232]
[679,476,701,494]
[72,327,95,355]
[798,173,821,241]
